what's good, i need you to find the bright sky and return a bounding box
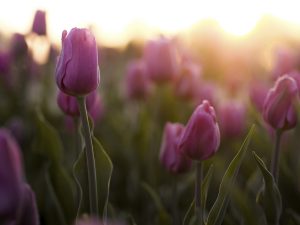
[1,0,300,46]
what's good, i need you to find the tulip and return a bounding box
[89,93,104,123]
[31,10,47,35]
[218,100,247,138]
[174,60,202,100]
[249,81,270,113]
[57,90,99,117]
[263,75,298,131]
[263,75,298,183]
[125,59,152,100]
[10,33,28,59]
[143,37,179,83]
[179,100,220,161]
[271,47,296,79]
[56,28,100,96]
[15,184,39,225]
[0,129,23,221]
[159,123,192,174]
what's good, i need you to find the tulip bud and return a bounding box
[56,28,100,96]
[15,184,39,225]
[263,75,298,130]
[0,129,23,221]
[10,33,28,59]
[159,123,192,174]
[218,100,247,138]
[249,81,270,113]
[57,90,98,117]
[179,100,220,161]
[174,60,202,100]
[31,10,47,36]
[271,47,296,79]
[125,59,152,100]
[143,37,179,83]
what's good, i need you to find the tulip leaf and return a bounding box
[32,110,63,163]
[206,124,255,225]
[252,151,282,225]
[49,163,76,224]
[141,182,172,225]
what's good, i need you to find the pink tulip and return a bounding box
[263,75,298,130]
[125,59,152,100]
[159,123,192,174]
[218,100,247,138]
[249,81,270,113]
[0,129,23,221]
[143,37,179,83]
[56,28,100,96]
[179,100,220,161]
[174,60,202,100]
[31,10,47,35]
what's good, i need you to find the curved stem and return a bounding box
[77,96,99,217]
[271,130,282,184]
[195,161,203,225]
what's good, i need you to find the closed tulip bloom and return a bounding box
[263,75,298,130]
[249,81,270,113]
[56,28,100,96]
[218,100,247,138]
[271,47,296,79]
[31,10,47,35]
[159,123,192,174]
[174,60,202,100]
[0,129,23,221]
[125,59,152,100]
[144,37,179,83]
[15,184,39,225]
[179,100,220,161]
[57,90,98,117]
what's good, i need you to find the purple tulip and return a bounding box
[179,100,220,161]
[263,75,298,130]
[143,37,179,83]
[31,10,47,35]
[14,184,39,225]
[57,90,98,117]
[218,100,247,138]
[10,33,28,59]
[0,129,23,221]
[89,93,104,123]
[56,28,100,96]
[159,123,192,174]
[249,81,270,113]
[174,60,202,100]
[125,59,152,100]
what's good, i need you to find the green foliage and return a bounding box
[206,125,255,225]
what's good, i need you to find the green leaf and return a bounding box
[33,110,63,163]
[141,182,172,225]
[92,136,113,221]
[49,163,76,224]
[201,164,214,221]
[252,151,282,225]
[206,124,255,225]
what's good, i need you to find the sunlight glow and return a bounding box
[0,0,300,46]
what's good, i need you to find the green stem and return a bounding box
[77,96,99,216]
[271,130,282,184]
[195,161,203,225]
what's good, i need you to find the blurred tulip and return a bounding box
[195,81,218,107]
[89,93,104,123]
[249,81,270,113]
[263,75,298,130]
[0,51,12,87]
[143,37,179,83]
[125,59,152,100]
[174,60,202,100]
[31,10,47,35]
[159,123,192,174]
[0,129,23,221]
[286,70,300,94]
[271,47,297,79]
[10,33,28,59]
[218,100,247,138]
[15,184,39,225]
[179,100,220,161]
[56,28,100,96]
[57,90,99,117]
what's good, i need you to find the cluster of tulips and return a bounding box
[0,9,300,225]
